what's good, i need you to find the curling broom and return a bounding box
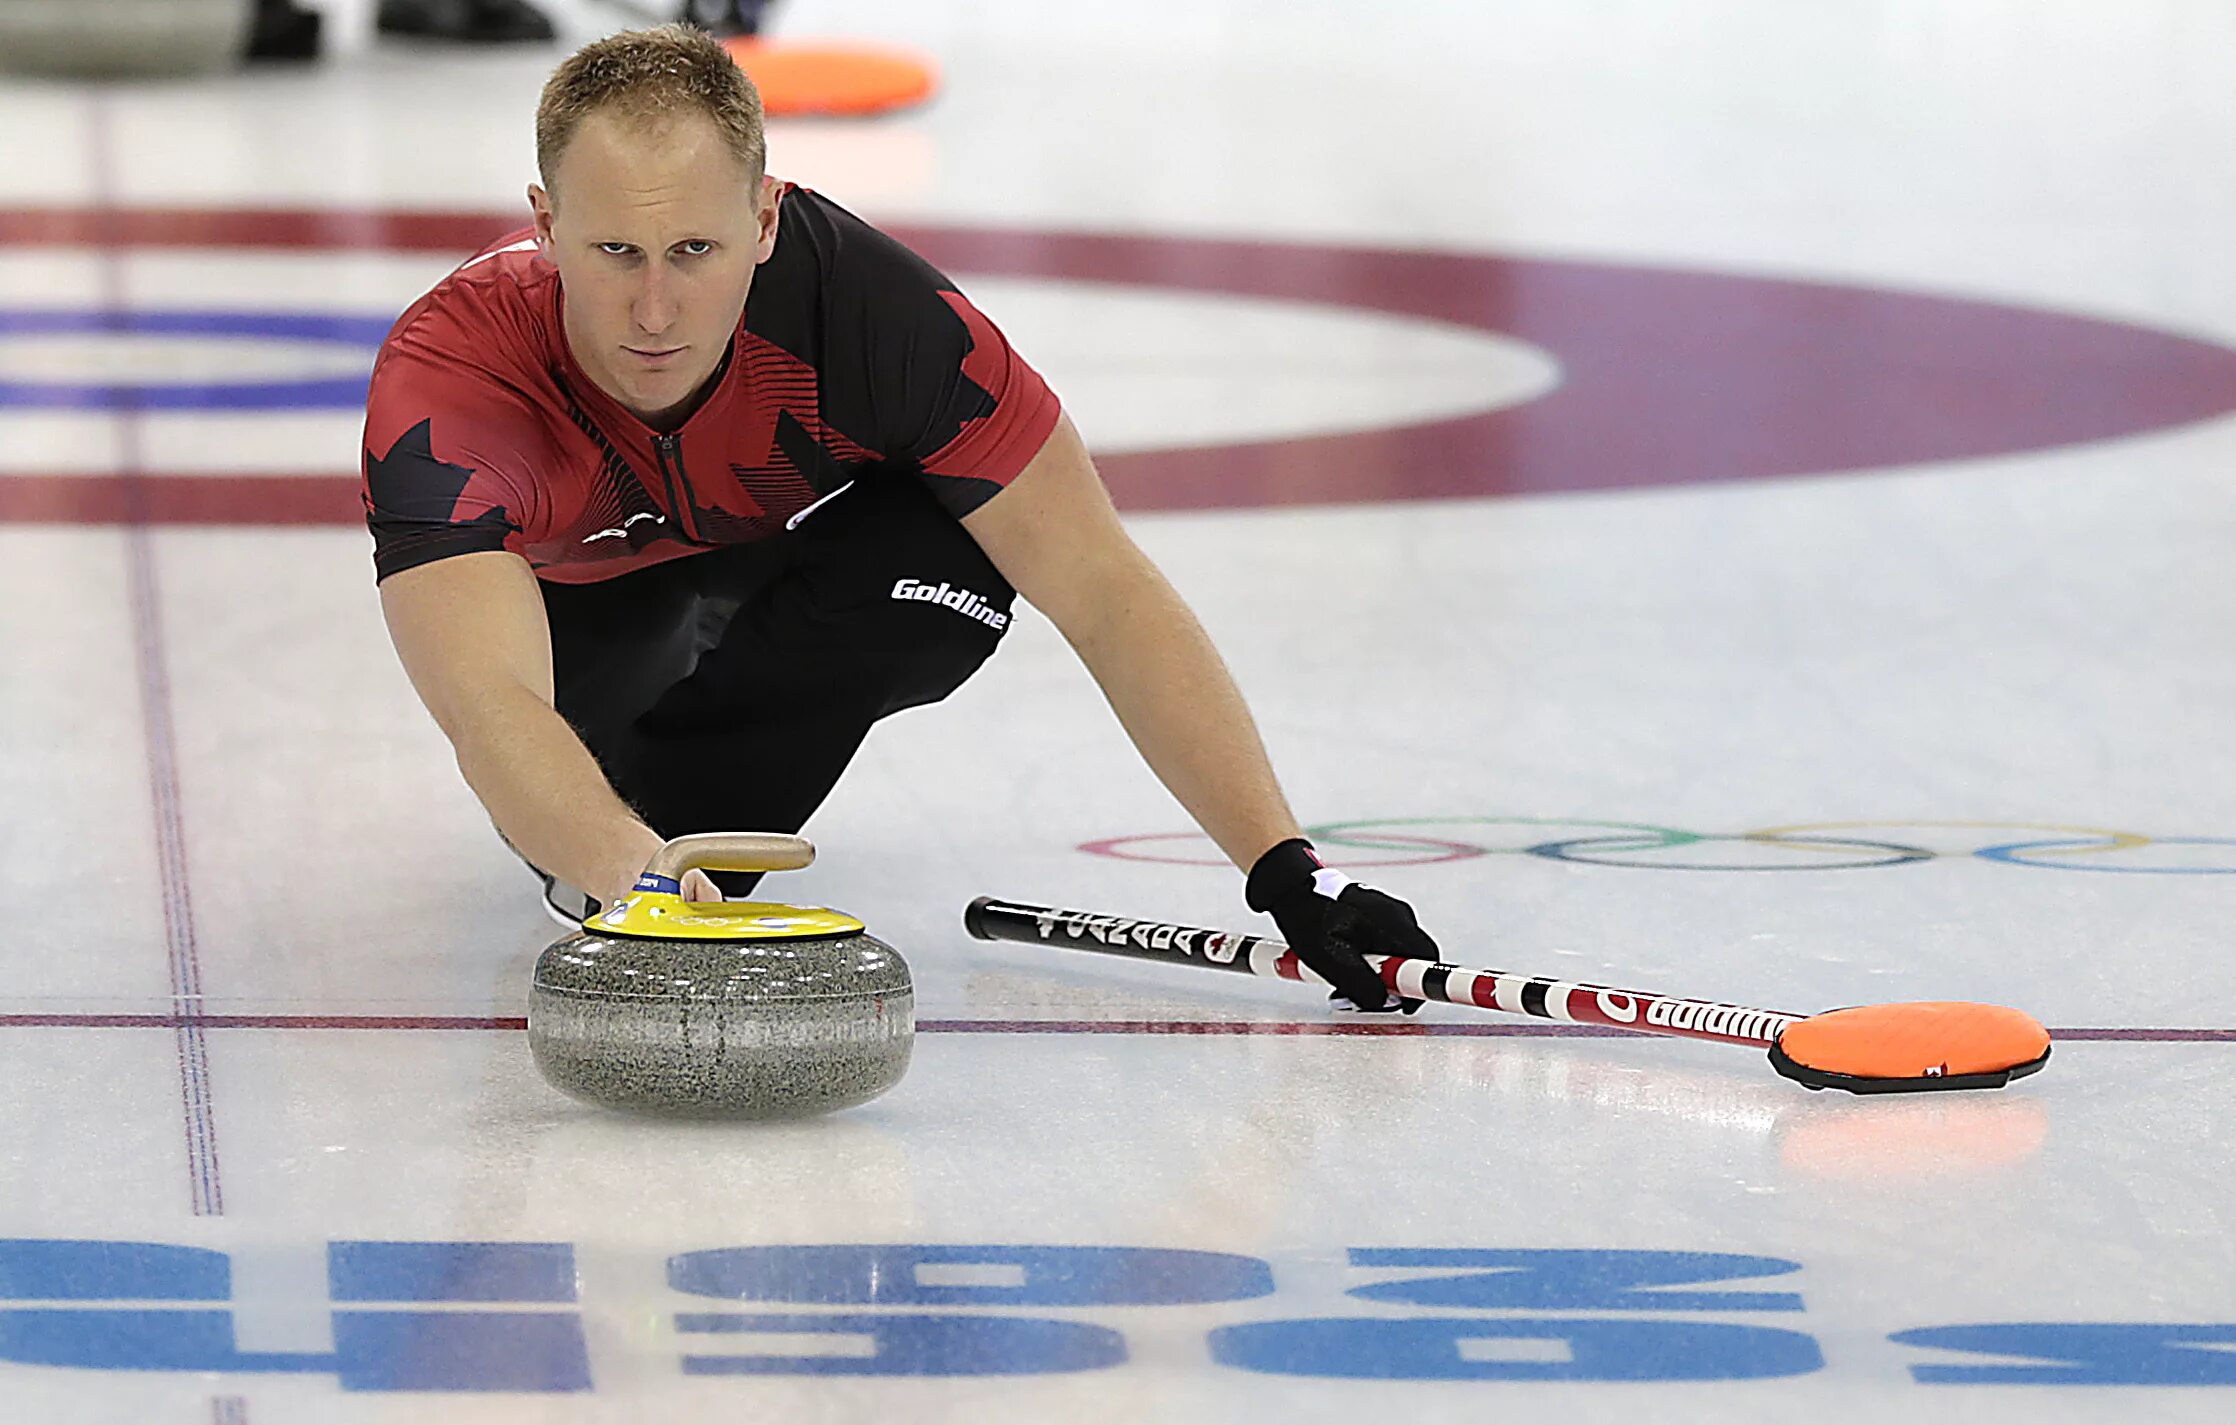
[963,898,2050,1094]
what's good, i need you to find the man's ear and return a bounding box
[754,174,782,264]
[528,183,557,259]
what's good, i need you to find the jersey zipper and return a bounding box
[652,433,704,542]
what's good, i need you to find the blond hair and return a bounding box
[535,24,765,190]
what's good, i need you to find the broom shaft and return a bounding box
[965,897,1801,1049]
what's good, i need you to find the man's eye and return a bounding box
[598,243,634,256]
[677,241,714,257]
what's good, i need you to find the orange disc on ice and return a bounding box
[1770,1002,2051,1094]
[723,38,939,117]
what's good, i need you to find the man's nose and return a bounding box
[633,262,679,337]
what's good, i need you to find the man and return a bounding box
[362,25,1440,1012]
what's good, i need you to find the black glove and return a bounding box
[1245,838,1441,1013]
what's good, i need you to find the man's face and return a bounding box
[529,109,778,427]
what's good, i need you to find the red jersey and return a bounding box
[360,186,1060,585]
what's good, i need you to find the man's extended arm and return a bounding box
[378,549,699,906]
[960,414,1440,1010]
[959,413,1302,870]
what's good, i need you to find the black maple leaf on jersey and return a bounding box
[364,418,513,532]
[773,409,855,497]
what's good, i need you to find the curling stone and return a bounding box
[528,833,912,1120]
[0,0,252,78]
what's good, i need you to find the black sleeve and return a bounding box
[773,190,1062,516]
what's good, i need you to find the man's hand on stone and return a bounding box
[599,845,723,910]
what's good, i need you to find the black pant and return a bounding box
[541,477,1013,890]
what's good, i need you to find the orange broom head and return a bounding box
[724,39,940,118]
[1770,1002,2051,1094]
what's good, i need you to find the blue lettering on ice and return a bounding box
[1894,1324,2236,1385]
[1345,1248,1806,1312]
[0,1310,590,1392]
[328,1241,578,1302]
[328,1313,591,1392]
[0,1311,330,1376]
[678,1312,1126,1376]
[668,1244,1274,1306]
[0,1239,228,1301]
[9,1237,2229,1392]
[0,1239,589,1393]
[1209,1316,1826,1380]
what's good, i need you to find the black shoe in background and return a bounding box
[678,0,776,38]
[540,873,603,930]
[377,0,556,44]
[247,0,323,61]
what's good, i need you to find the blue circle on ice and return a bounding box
[0,308,391,411]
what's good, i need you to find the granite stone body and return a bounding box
[0,0,252,77]
[528,929,914,1119]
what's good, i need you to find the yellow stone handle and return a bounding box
[644,832,816,883]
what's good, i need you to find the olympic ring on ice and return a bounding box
[1974,835,2236,874]
[1077,830,1483,868]
[1079,818,2236,873]
[1528,832,1934,872]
